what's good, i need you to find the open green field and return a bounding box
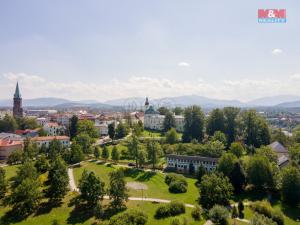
[141,130,163,137]
[73,161,199,204]
[0,192,203,225]
[3,165,19,180]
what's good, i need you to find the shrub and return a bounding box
[231,206,238,218]
[250,201,284,225]
[155,201,185,219]
[109,209,148,225]
[165,173,188,193]
[209,205,229,225]
[169,180,187,193]
[250,213,277,225]
[191,205,202,220]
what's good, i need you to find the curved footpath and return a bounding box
[68,167,251,223]
[68,167,195,208]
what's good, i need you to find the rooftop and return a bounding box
[32,136,70,141]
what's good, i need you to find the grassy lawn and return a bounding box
[73,161,199,204]
[3,165,19,181]
[0,192,203,225]
[141,130,163,137]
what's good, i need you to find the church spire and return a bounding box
[14,82,21,98]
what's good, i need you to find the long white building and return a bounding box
[166,154,218,173]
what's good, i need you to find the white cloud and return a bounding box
[271,48,283,55]
[2,72,300,102]
[178,62,190,67]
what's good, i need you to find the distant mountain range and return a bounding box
[1,95,300,108]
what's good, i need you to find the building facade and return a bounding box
[43,122,64,136]
[144,105,184,132]
[0,139,23,160]
[13,82,23,118]
[166,154,218,173]
[32,136,70,148]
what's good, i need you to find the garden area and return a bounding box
[73,161,199,205]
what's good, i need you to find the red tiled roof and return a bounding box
[31,136,70,141]
[0,139,23,147]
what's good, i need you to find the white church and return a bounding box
[143,97,184,132]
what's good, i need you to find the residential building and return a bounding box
[31,136,70,148]
[94,121,109,136]
[166,154,218,173]
[43,122,64,136]
[269,141,288,157]
[0,139,23,159]
[37,117,48,126]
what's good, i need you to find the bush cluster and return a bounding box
[155,201,186,219]
[165,173,188,193]
[250,201,284,225]
[191,205,203,220]
[108,209,148,225]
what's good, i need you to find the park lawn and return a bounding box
[73,161,199,204]
[0,192,98,225]
[3,165,19,181]
[126,201,205,225]
[141,130,163,137]
[0,192,203,225]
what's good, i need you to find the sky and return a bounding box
[0,0,299,102]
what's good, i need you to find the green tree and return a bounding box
[16,117,39,130]
[109,209,148,225]
[238,201,244,218]
[255,146,278,164]
[288,144,300,166]
[74,133,93,154]
[158,106,170,115]
[38,128,48,136]
[0,168,7,199]
[137,149,147,168]
[79,170,105,206]
[12,160,38,188]
[111,146,120,162]
[231,206,238,218]
[199,173,233,209]
[48,139,63,160]
[173,107,183,115]
[23,138,38,160]
[77,119,98,138]
[242,110,270,148]
[217,153,238,177]
[182,106,205,143]
[246,155,274,190]
[229,162,246,193]
[196,164,206,183]
[146,140,162,169]
[281,166,300,206]
[35,154,50,173]
[211,131,227,147]
[69,115,78,140]
[47,156,69,203]
[108,122,115,139]
[101,145,110,161]
[115,122,129,139]
[0,114,17,132]
[209,205,229,225]
[229,142,245,158]
[70,143,85,164]
[223,107,240,146]
[163,112,176,132]
[206,108,225,136]
[128,135,140,167]
[108,169,128,210]
[165,128,179,144]
[7,178,42,216]
[7,149,23,165]
[94,146,101,159]
[250,213,276,225]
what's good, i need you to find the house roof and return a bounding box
[145,106,159,115]
[0,139,23,147]
[269,141,288,154]
[278,155,289,167]
[31,136,70,141]
[14,82,21,98]
[166,154,219,162]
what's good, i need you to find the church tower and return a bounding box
[13,82,23,118]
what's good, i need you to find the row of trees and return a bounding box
[0,114,39,133]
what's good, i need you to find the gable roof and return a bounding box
[269,141,288,154]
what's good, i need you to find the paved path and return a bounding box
[67,167,194,208]
[235,218,250,223]
[68,168,79,192]
[203,220,213,225]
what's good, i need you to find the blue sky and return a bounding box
[0,1,299,101]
